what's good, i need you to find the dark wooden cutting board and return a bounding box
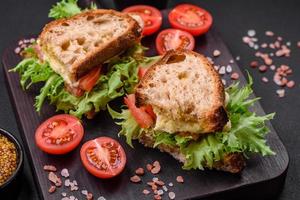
[2,10,288,200]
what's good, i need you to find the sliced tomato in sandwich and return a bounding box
[138,67,148,80]
[124,94,155,128]
[79,66,101,92]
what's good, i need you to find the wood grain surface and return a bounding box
[2,10,289,200]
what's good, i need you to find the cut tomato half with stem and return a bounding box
[80,137,126,179]
[156,28,195,55]
[168,4,213,36]
[124,94,154,128]
[35,114,84,155]
[123,5,162,36]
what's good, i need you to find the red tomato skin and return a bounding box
[155,28,195,55]
[124,94,154,128]
[35,114,84,155]
[123,5,162,36]
[79,66,101,92]
[168,4,213,36]
[138,67,148,80]
[65,84,85,97]
[143,105,156,120]
[80,137,126,179]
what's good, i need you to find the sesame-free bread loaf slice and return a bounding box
[135,50,228,134]
[38,9,142,86]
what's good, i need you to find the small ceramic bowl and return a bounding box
[0,128,24,193]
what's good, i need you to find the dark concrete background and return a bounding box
[0,0,299,199]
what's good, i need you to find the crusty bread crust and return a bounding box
[136,50,228,134]
[39,9,142,83]
[138,130,245,173]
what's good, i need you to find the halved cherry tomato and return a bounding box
[138,67,148,80]
[155,28,195,55]
[79,66,101,92]
[80,137,126,179]
[123,5,162,36]
[124,94,154,128]
[168,4,213,36]
[35,114,84,155]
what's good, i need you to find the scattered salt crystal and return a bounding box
[81,190,88,195]
[69,196,75,200]
[168,191,176,200]
[157,189,164,195]
[97,196,106,200]
[287,80,295,88]
[277,36,283,41]
[270,65,276,70]
[61,168,69,178]
[243,36,251,44]
[269,43,275,49]
[221,79,226,86]
[247,29,256,37]
[254,44,259,50]
[73,180,78,186]
[62,192,67,197]
[214,65,220,71]
[213,49,221,57]
[286,41,291,46]
[14,47,21,54]
[226,65,232,73]
[176,176,184,183]
[152,177,159,182]
[249,42,255,48]
[231,72,239,80]
[236,56,240,61]
[270,53,274,57]
[265,31,274,36]
[259,65,268,72]
[143,189,150,195]
[276,89,285,98]
[65,179,70,187]
[163,185,168,192]
[168,182,173,187]
[229,59,234,64]
[262,77,269,83]
[219,66,226,75]
[252,37,258,42]
[261,43,267,48]
[250,61,258,68]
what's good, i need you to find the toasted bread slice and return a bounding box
[38,9,142,86]
[135,50,228,134]
[138,130,245,173]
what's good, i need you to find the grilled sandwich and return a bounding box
[109,49,275,173]
[38,9,142,87]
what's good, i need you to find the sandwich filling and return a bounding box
[109,75,275,171]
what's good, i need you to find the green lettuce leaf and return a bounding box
[48,0,98,19]
[110,75,276,170]
[108,105,140,147]
[10,58,55,89]
[11,44,155,118]
[49,0,82,19]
